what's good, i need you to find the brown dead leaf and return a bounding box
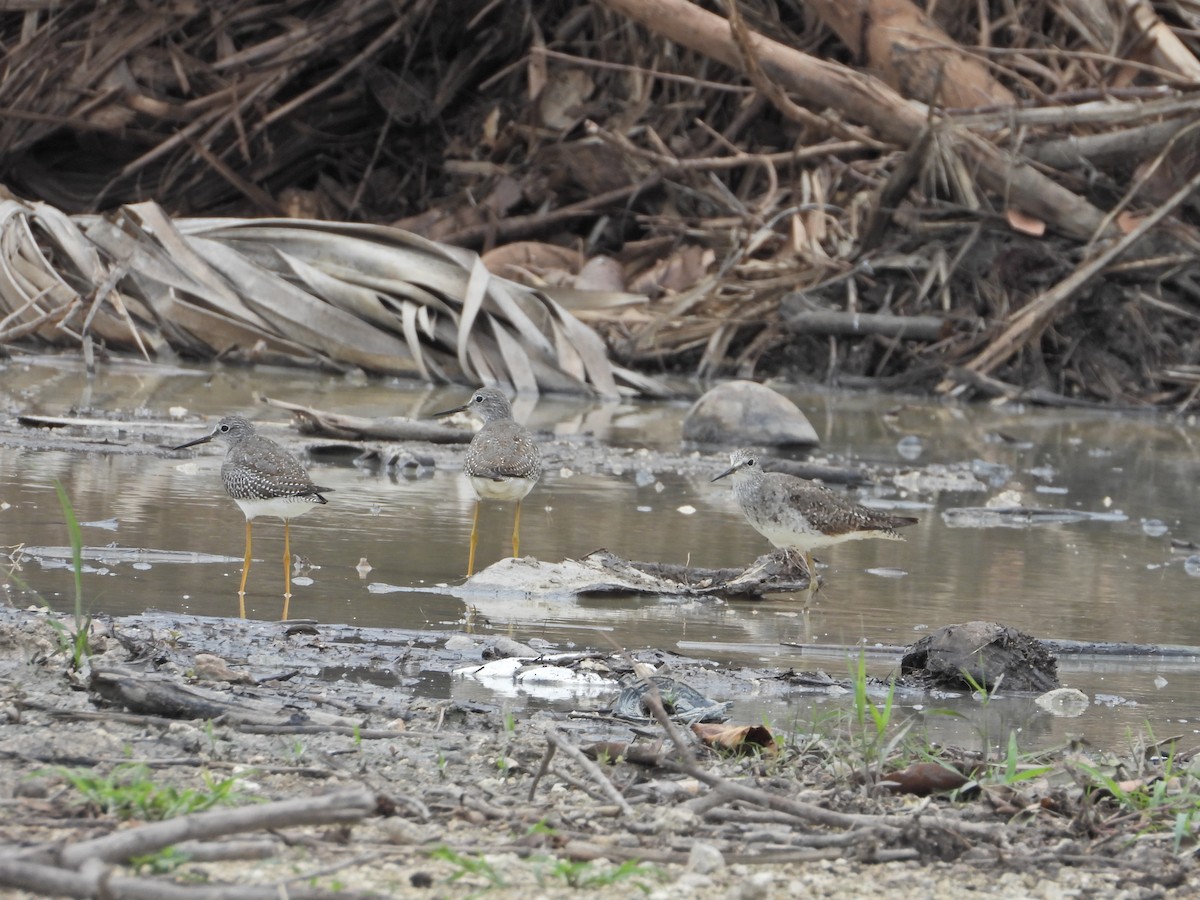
[1005,207,1047,237]
[628,245,715,297]
[1116,211,1145,234]
[691,722,777,754]
[481,241,584,285]
[882,761,970,796]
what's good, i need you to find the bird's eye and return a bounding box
[474,395,483,403]
[745,458,755,467]
[219,424,230,433]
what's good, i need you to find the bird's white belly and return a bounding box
[753,520,888,552]
[234,496,321,522]
[469,475,536,502]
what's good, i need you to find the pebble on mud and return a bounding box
[686,841,726,874]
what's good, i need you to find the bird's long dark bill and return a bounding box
[712,466,737,483]
[171,432,215,452]
[431,402,470,419]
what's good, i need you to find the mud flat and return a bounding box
[0,603,1196,898]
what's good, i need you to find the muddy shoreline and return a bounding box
[1,603,1197,898]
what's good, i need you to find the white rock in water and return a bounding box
[1034,687,1089,717]
[896,435,923,460]
[1141,518,1168,537]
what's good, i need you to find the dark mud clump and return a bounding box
[899,620,1059,693]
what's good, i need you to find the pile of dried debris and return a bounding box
[3,0,1200,405]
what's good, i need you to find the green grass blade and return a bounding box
[52,478,85,627]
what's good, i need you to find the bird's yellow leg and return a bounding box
[467,501,481,577]
[804,551,821,592]
[282,519,292,621]
[511,500,522,559]
[238,520,252,619]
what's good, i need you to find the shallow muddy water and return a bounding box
[3,354,1200,752]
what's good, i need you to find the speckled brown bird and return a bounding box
[434,387,541,576]
[712,448,917,584]
[172,415,330,619]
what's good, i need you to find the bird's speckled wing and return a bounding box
[465,422,541,481]
[761,473,913,537]
[223,435,329,501]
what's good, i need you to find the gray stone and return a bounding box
[681,381,819,446]
[686,841,726,875]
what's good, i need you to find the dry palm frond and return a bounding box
[0,193,666,397]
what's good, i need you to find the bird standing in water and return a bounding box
[172,415,330,619]
[434,387,541,577]
[713,448,917,586]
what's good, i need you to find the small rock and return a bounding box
[487,636,537,658]
[380,817,429,845]
[1035,687,1089,717]
[658,805,701,833]
[686,841,726,875]
[681,381,819,446]
[667,872,714,895]
[14,776,51,799]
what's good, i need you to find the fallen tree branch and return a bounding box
[58,786,378,868]
[1024,118,1194,169]
[944,366,1122,409]
[262,396,468,443]
[89,668,363,729]
[0,858,379,900]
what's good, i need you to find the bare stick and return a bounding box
[59,786,377,868]
[544,730,635,817]
[0,858,380,900]
[784,310,946,341]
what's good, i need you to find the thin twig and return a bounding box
[544,730,636,817]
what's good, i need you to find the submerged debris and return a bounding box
[900,621,1060,693]
[941,506,1129,528]
[610,675,731,725]
[438,550,812,599]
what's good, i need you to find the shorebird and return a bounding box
[434,387,541,577]
[713,448,917,585]
[172,415,330,619]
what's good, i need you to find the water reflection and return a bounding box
[3,356,1200,750]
